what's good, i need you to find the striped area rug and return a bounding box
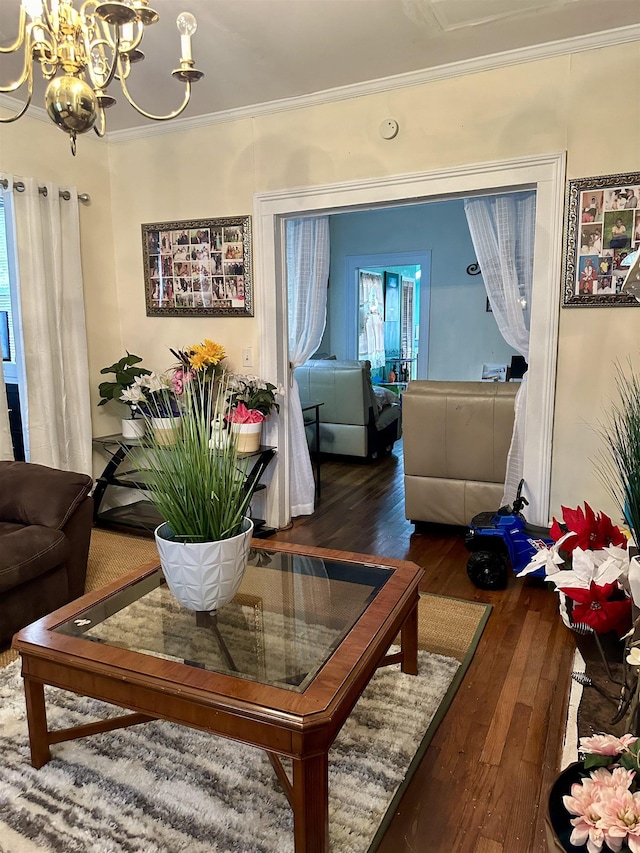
[1,649,457,853]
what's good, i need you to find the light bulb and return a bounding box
[176,12,197,61]
[22,0,44,19]
[90,45,106,76]
[176,12,197,36]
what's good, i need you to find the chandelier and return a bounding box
[0,1,204,154]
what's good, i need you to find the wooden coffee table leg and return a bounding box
[401,593,419,675]
[24,676,51,768]
[292,752,329,853]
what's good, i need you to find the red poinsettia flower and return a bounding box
[550,503,626,553]
[560,582,632,636]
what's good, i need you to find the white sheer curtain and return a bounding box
[464,191,536,505]
[11,176,92,474]
[286,216,330,517]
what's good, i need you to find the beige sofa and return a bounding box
[293,359,402,459]
[403,380,518,526]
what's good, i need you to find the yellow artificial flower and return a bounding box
[187,339,226,371]
[189,351,208,371]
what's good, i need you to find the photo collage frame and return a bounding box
[142,216,253,317]
[563,172,640,307]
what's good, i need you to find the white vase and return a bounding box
[230,421,262,453]
[154,517,254,612]
[150,416,181,446]
[121,417,145,439]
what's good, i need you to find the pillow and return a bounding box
[372,386,399,412]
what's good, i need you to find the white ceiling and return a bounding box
[0,0,639,133]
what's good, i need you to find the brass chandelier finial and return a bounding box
[1,1,204,155]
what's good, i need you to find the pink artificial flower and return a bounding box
[588,767,636,793]
[580,734,639,757]
[171,368,194,396]
[226,402,266,425]
[563,779,606,852]
[597,789,640,853]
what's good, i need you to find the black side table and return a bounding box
[92,434,276,536]
[300,401,323,499]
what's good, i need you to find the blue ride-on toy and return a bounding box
[465,480,554,590]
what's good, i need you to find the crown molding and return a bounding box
[2,25,638,146]
[0,96,49,125]
[106,24,640,144]
[0,94,109,145]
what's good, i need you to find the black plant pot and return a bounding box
[545,762,590,853]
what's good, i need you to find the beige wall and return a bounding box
[3,38,640,522]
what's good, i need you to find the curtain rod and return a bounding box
[0,177,90,204]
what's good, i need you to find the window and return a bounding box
[0,201,16,376]
[0,194,26,459]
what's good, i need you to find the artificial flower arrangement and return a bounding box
[225,374,280,425]
[169,338,227,394]
[561,733,640,853]
[518,503,632,637]
[118,340,227,419]
[120,372,180,419]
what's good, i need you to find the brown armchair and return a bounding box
[0,460,94,648]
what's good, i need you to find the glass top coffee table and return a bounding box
[12,541,423,853]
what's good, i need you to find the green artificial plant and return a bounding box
[98,352,151,410]
[137,373,254,543]
[598,360,640,547]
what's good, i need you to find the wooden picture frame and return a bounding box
[562,172,640,307]
[142,215,253,317]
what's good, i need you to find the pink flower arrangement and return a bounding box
[562,734,640,852]
[170,367,194,396]
[225,402,266,425]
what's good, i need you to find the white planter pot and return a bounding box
[150,416,181,446]
[230,421,262,453]
[154,517,254,612]
[121,417,146,439]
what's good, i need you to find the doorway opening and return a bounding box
[256,153,565,529]
[338,251,430,383]
[356,264,422,386]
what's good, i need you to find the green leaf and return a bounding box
[619,753,637,770]
[97,353,150,407]
[583,753,612,769]
[628,738,640,756]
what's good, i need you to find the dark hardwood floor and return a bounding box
[270,440,575,853]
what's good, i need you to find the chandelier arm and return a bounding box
[40,1,56,33]
[98,16,128,89]
[0,73,34,123]
[85,33,121,92]
[0,47,31,93]
[0,7,26,53]
[118,74,193,121]
[93,104,106,137]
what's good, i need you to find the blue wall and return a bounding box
[327,199,518,381]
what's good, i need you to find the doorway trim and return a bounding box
[255,152,566,529]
